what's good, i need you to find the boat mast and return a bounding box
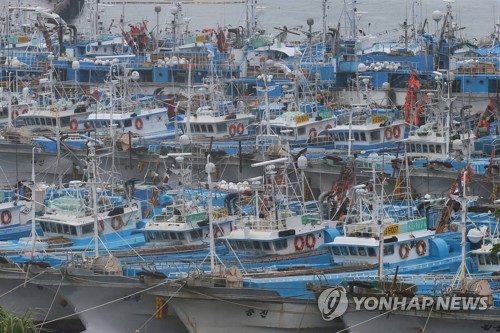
[206,155,216,271]
[89,143,99,257]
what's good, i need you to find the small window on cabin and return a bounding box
[368,247,377,257]
[339,133,345,141]
[63,224,70,234]
[485,255,491,265]
[70,226,77,236]
[254,242,262,250]
[332,246,341,256]
[207,125,214,133]
[40,118,46,125]
[410,144,416,152]
[423,144,428,153]
[416,144,422,153]
[429,145,435,153]
[49,223,56,233]
[354,132,360,141]
[244,241,254,250]
[196,125,202,132]
[114,121,121,128]
[358,247,367,256]
[170,233,178,240]
[61,117,70,127]
[35,118,40,125]
[178,233,185,240]
[333,133,339,141]
[383,245,395,256]
[274,239,287,250]
[217,123,227,133]
[40,222,47,232]
[145,232,154,241]
[104,47,107,53]
[478,254,485,265]
[491,255,499,265]
[436,145,442,153]
[124,119,132,128]
[360,132,366,141]
[298,127,305,135]
[349,247,358,256]
[82,223,94,234]
[340,246,349,256]
[236,241,245,250]
[190,230,200,240]
[370,131,380,142]
[228,240,236,248]
[262,242,271,251]
[200,124,207,132]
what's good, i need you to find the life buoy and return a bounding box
[69,118,78,130]
[294,236,305,251]
[111,216,124,230]
[236,123,245,135]
[385,127,393,140]
[135,118,143,130]
[399,243,410,259]
[1,210,12,225]
[416,240,426,256]
[11,110,19,120]
[309,128,317,140]
[306,234,316,249]
[98,219,105,235]
[84,122,92,129]
[229,124,237,136]
[22,109,28,114]
[214,227,224,238]
[392,126,401,139]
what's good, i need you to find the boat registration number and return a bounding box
[384,224,399,236]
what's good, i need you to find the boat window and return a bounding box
[94,121,102,128]
[254,241,262,250]
[358,247,367,256]
[410,144,416,152]
[340,246,349,256]
[195,125,201,132]
[114,121,121,128]
[485,255,491,265]
[236,241,245,250]
[333,133,339,141]
[82,223,94,234]
[360,132,366,141]
[228,240,236,248]
[200,124,207,132]
[383,245,394,256]
[354,132,360,141]
[416,144,422,153]
[262,242,271,251]
[35,118,40,125]
[178,233,185,240]
[217,123,227,133]
[70,226,77,236]
[207,125,214,133]
[478,254,485,265]
[274,239,287,250]
[63,224,70,234]
[370,131,380,142]
[244,241,254,250]
[48,223,56,233]
[429,145,435,153]
[40,222,47,232]
[436,145,442,153]
[349,246,358,256]
[40,118,46,126]
[124,119,132,128]
[145,232,154,241]
[339,133,345,141]
[491,255,499,265]
[61,117,70,127]
[160,232,169,240]
[367,247,377,257]
[332,246,340,256]
[423,144,428,153]
[190,230,201,240]
[56,223,63,233]
[170,232,178,240]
